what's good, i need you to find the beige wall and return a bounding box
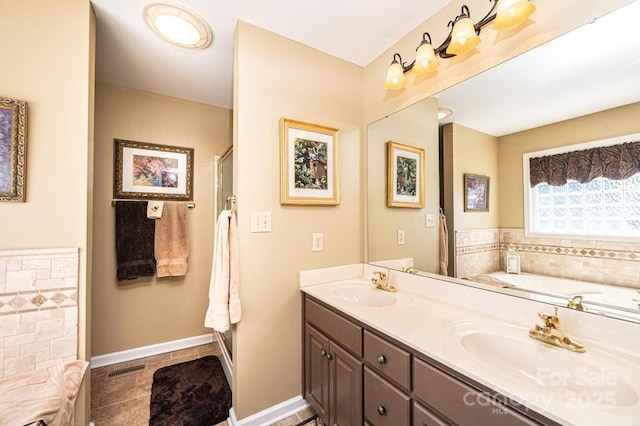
[448,123,500,230]
[0,1,94,423]
[92,82,232,355]
[442,123,499,275]
[363,0,635,124]
[233,21,364,419]
[498,102,640,228]
[367,98,440,272]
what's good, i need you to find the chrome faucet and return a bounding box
[567,295,585,311]
[371,271,397,292]
[529,307,585,353]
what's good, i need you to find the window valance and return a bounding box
[529,140,640,187]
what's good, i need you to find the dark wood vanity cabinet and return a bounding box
[304,299,363,425]
[303,295,553,426]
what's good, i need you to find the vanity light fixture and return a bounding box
[446,5,481,56]
[413,33,440,75]
[383,53,408,90]
[383,0,535,89]
[144,3,213,49]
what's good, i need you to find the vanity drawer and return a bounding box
[364,329,411,391]
[364,367,411,426]
[305,298,362,356]
[413,358,538,426]
[413,401,447,426]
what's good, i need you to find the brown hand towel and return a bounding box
[154,202,189,277]
[115,201,156,281]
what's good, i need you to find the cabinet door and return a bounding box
[305,324,330,422]
[330,341,363,426]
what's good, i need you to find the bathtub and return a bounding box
[488,271,640,312]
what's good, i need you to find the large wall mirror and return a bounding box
[367,1,640,323]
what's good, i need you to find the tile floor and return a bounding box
[90,342,319,425]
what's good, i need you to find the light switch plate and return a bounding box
[251,211,272,233]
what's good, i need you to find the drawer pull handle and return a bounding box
[377,354,387,364]
[321,349,333,360]
[377,405,387,416]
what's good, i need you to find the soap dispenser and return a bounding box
[505,244,521,274]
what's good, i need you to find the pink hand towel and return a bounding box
[154,202,189,277]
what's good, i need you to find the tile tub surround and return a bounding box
[300,264,640,425]
[455,228,640,288]
[454,229,500,278]
[500,228,640,288]
[0,248,79,378]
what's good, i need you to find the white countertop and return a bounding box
[300,264,640,426]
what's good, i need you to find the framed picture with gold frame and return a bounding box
[280,118,340,205]
[113,139,194,201]
[387,141,425,208]
[0,96,27,202]
[464,173,490,211]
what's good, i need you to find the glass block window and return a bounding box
[531,175,640,238]
[524,134,640,240]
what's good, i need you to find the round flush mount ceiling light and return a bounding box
[144,3,212,49]
[438,107,454,120]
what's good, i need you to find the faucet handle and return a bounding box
[372,271,387,280]
[567,295,585,311]
[538,307,560,329]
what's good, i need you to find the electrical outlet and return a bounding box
[312,233,323,251]
[397,230,405,245]
[250,211,272,233]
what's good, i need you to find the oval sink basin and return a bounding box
[446,321,640,408]
[332,283,405,307]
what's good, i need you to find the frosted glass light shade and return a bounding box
[145,4,212,49]
[446,17,481,55]
[384,61,407,90]
[492,0,536,30]
[413,43,440,75]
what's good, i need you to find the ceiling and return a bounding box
[91,0,451,109]
[92,1,640,136]
[436,0,640,136]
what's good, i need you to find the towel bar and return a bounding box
[111,200,195,209]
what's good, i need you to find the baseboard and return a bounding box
[227,396,309,426]
[90,334,214,368]
[215,332,233,385]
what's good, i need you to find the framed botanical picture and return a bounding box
[0,97,27,202]
[113,139,194,201]
[280,118,340,205]
[464,173,490,211]
[387,141,425,208]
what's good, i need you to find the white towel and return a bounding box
[204,210,241,332]
[147,201,164,219]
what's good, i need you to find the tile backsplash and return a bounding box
[455,228,640,289]
[0,248,79,378]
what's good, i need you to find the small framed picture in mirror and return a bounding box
[387,141,425,208]
[464,174,490,212]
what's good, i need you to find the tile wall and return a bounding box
[0,248,79,378]
[454,229,500,278]
[455,228,640,288]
